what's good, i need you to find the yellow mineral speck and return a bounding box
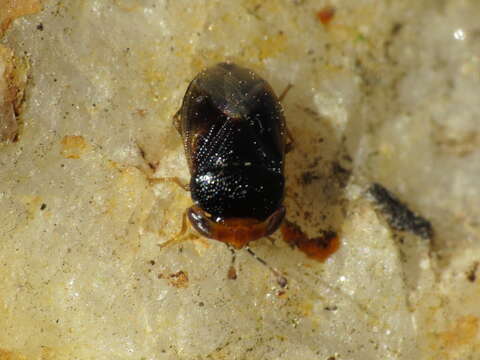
[39,346,54,360]
[112,0,142,13]
[379,142,394,157]
[299,301,313,317]
[60,135,90,159]
[255,32,287,61]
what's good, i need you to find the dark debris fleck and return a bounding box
[467,261,479,283]
[369,183,433,240]
[391,22,403,36]
[331,161,351,187]
[300,171,320,185]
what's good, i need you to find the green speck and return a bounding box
[356,33,367,42]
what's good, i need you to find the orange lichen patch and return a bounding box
[60,135,90,159]
[438,315,479,349]
[0,45,28,143]
[281,220,340,262]
[0,348,27,360]
[316,6,336,26]
[159,271,189,288]
[0,0,42,36]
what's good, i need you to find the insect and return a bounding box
[174,62,290,249]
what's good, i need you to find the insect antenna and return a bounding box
[227,246,238,280]
[246,246,288,288]
[278,83,293,102]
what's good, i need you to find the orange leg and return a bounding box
[149,176,190,191]
[158,210,190,249]
[150,177,190,249]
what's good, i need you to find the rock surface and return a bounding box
[0,0,479,359]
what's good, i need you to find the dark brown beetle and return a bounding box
[174,62,289,249]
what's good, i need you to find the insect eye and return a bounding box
[187,206,212,238]
[265,206,286,236]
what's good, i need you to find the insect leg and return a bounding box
[149,177,190,191]
[172,110,182,135]
[285,126,295,154]
[158,210,191,249]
